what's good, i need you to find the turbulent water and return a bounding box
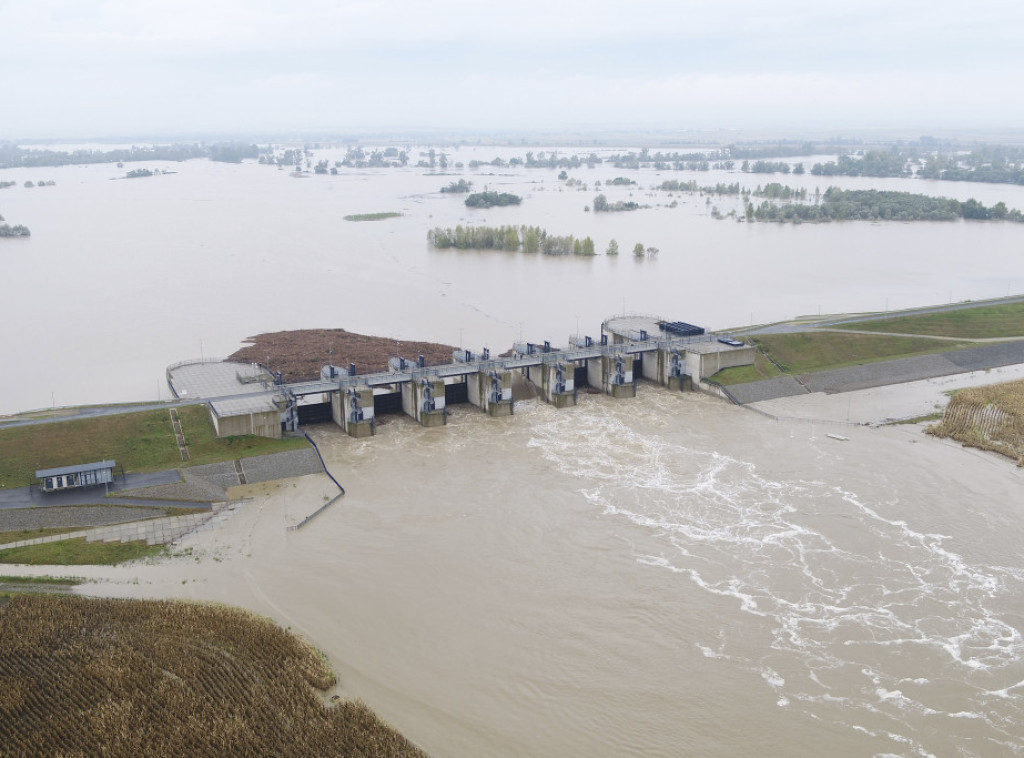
[280,388,1024,757]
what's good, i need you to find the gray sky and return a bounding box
[2,0,1023,139]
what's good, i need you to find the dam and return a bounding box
[166,316,755,439]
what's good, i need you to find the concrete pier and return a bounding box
[642,347,690,391]
[333,386,375,438]
[402,378,447,426]
[468,370,514,417]
[529,361,576,408]
[589,353,635,398]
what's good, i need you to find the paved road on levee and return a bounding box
[740,294,1024,336]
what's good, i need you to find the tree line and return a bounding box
[591,194,639,212]
[464,191,521,208]
[440,179,472,193]
[0,212,29,237]
[741,160,794,174]
[658,180,806,200]
[0,143,257,169]
[747,188,1022,223]
[428,225,595,255]
[810,150,909,177]
[425,225,664,258]
[918,146,1024,185]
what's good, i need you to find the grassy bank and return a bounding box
[708,349,784,385]
[0,595,427,756]
[834,301,1024,339]
[751,332,979,373]
[0,527,92,545]
[711,332,979,385]
[0,538,166,565]
[0,575,79,602]
[0,405,307,489]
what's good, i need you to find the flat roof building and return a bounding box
[36,460,116,493]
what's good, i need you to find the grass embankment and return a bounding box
[0,575,78,585]
[928,378,1024,465]
[0,576,79,603]
[835,301,1024,339]
[343,211,402,221]
[0,404,308,489]
[0,538,165,566]
[711,332,979,385]
[0,527,91,545]
[0,596,427,757]
[708,349,784,385]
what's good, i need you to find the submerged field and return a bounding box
[928,378,1024,464]
[0,595,426,757]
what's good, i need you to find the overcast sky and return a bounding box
[2,0,1023,139]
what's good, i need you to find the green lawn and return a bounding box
[709,350,783,385]
[0,538,165,565]
[0,404,308,489]
[0,575,80,585]
[834,301,1024,339]
[747,332,978,375]
[0,527,90,545]
[174,405,308,465]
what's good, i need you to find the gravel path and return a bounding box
[242,449,324,484]
[0,505,169,532]
[725,376,807,404]
[119,465,235,502]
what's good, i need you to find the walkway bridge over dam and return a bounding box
[167,316,755,439]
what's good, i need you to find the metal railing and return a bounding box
[183,332,751,407]
[166,357,229,372]
[302,333,746,395]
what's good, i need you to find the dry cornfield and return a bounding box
[928,378,1024,466]
[0,595,427,757]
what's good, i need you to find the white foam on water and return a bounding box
[948,711,986,719]
[526,396,1024,753]
[762,666,785,688]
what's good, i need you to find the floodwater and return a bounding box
[3,145,1024,414]
[64,388,1024,757]
[4,144,1024,755]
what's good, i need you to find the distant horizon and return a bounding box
[6,125,1024,148]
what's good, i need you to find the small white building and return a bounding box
[36,460,117,493]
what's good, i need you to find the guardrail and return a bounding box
[287,432,345,531]
[166,357,229,371]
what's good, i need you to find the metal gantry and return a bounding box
[289,331,736,398]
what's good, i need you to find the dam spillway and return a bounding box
[167,316,756,439]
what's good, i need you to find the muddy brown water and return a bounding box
[68,388,1023,756]
[5,145,1024,755]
